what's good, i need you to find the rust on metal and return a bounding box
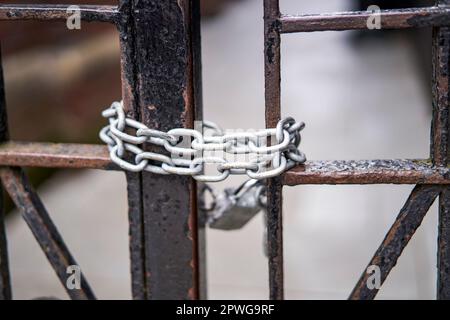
[431,16,450,167]
[264,0,281,128]
[439,186,450,299]
[191,0,207,299]
[271,0,450,300]
[0,4,119,23]
[136,0,201,300]
[349,185,440,300]
[117,0,148,301]
[434,0,450,300]
[264,0,284,300]
[266,176,284,300]
[0,167,96,300]
[283,160,450,186]
[280,7,450,33]
[0,0,449,300]
[0,142,116,170]
[118,0,203,300]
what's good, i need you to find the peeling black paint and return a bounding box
[121,0,202,300]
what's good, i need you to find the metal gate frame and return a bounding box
[264,0,450,300]
[0,0,448,300]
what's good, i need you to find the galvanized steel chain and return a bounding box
[100,101,306,183]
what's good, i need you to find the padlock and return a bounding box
[208,180,265,230]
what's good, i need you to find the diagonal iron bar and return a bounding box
[349,184,440,300]
[0,167,96,300]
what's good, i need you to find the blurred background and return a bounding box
[0,0,441,299]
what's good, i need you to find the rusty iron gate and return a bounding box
[0,0,449,300]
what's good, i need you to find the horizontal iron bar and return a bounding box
[1,144,447,186]
[280,6,450,33]
[0,142,116,170]
[283,159,450,185]
[0,4,118,23]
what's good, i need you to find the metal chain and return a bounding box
[100,101,306,182]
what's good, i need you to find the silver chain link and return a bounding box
[99,101,306,182]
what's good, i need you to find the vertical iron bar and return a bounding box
[433,0,450,300]
[191,0,207,299]
[136,0,200,300]
[0,44,11,300]
[117,0,147,300]
[264,0,284,300]
[439,186,450,299]
[431,3,450,167]
[119,0,203,299]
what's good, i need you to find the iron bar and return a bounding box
[2,147,448,186]
[264,0,284,301]
[117,0,148,300]
[0,142,115,170]
[280,6,450,33]
[434,0,450,300]
[0,167,96,300]
[0,0,447,300]
[0,44,11,300]
[118,0,203,300]
[431,13,450,167]
[137,0,201,299]
[439,186,450,299]
[283,160,450,186]
[349,185,440,300]
[191,0,207,300]
[0,4,118,23]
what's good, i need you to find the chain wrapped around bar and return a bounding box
[100,101,306,182]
